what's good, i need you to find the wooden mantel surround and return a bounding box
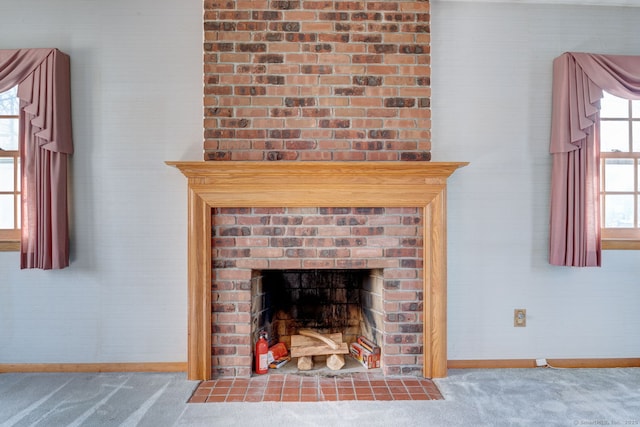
[166,161,468,381]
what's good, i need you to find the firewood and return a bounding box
[290,342,349,357]
[298,329,339,350]
[297,356,313,371]
[290,330,348,357]
[326,354,345,370]
[291,333,342,348]
[291,329,347,371]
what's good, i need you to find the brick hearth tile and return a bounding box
[410,392,429,400]
[374,395,393,401]
[338,394,357,401]
[392,393,411,400]
[356,395,376,401]
[229,386,248,394]
[262,394,281,402]
[389,385,408,394]
[356,393,375,401]
[226,395,245,402]
[193,387,211,396]
[282,387,300,397]
[321,394,338,401]
[188,395,208,403]
[246,390,266,398]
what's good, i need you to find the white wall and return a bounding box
[432,1,640,360]
[2,0,639,366]
[0,0,202,363]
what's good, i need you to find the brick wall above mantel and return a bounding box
[203,0,431,161]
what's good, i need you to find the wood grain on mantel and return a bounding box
[166,161,468,380]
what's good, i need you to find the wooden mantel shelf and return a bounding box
[166,161,468,380]
[166,161,467,207]
[166,160,466,177]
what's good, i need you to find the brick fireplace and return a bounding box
[167,0,466,381]
[166,162,466,380]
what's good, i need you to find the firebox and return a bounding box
[251,269,383,359]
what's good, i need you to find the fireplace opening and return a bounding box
[251,268,384,373]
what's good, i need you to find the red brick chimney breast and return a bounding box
[203,0,431,162]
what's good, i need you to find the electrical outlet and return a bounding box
[514,309,526,327]
[536,358,548,367]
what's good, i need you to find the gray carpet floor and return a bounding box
[1,368,639,426]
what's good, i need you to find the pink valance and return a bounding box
[549,52,640,267]
[0,49,73,155]
[0,48,73,269]
[550,53,640,154]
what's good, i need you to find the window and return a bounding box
[0,85,20,247]
[600,91,640,242]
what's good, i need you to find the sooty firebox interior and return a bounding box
[251,269,383,350]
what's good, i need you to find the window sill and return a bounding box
[0,241,20,252]
[602,239,640,250]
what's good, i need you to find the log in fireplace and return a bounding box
[167,161,467,380]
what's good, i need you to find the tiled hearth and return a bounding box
[188,372,443,403]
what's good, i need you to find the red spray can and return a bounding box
[255,331,269,374]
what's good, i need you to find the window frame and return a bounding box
[599,93,640,250]
[0,86,20,251]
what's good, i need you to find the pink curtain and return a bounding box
[0,49,73,269]
[549,53,640,266]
